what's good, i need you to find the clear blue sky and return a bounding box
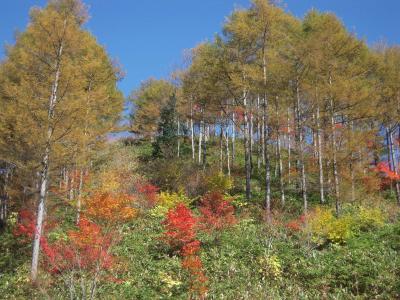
[1,0,399,99]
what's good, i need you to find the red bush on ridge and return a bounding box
[41,217,115,275]
[162,203,207,298]
[376,162,400,181]
[14,210,116,276]
[162,203,197,255]
[197,192,236,233]
[135,182,159,207]
[286,214,307,233]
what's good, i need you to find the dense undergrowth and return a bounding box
[1,141,399,299]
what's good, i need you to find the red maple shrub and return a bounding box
[41,217,115,275]
[162,203,198,255]
[181,255,208,299]
[197,191,236,233]
[13,209,36,241]
[135,181,159,208]
[376,162,400,181]
[285,214,307,233]
[162,203,207,298]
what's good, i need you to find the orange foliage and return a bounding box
[42,217,115,275]
[376,162,400,181]
[86,192,137,223]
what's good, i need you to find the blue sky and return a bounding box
[1,0,399,99]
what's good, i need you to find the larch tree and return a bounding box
[0,0,123,281]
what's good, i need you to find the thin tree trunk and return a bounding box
[225,128,231,177]
[257,96,261,170]
[278,134,285,206]
[249,101,254,173]
[177,118,180,158]
[275,98,285,206]
[316,106,325,204]
[198,118,203,165]
[330,97,340,216]
[296,79,307,213]
[219,120,224,173]
[202,112,207,170]
[31,42,63,281]
[388,127,400,205]
[76,169,84,224]
[287,108,291,186]
[190,101,195,161]
[69,169,75,201]
[264,95,271,220]
[232,112,236,164]
[244,92,251,200]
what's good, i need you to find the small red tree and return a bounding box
[13,210,118,297]
[162,203,207,299]
[197,192,237,234]
[41,217,115,274]
[135,181,159,208]
[376,162,400,181]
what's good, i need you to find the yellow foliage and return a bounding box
[358,207,385,230]
[206,172,233,193]
[150,190,191,217]
[157,190,190,208]
[307,206,386,245]
[95,170,121,193]
[258,255,282,281]
[158,271,182,297]
[308,207,352,245]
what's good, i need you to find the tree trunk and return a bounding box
[232,112,236,164]
[287,108,291,186]
[76,169,84,224]
[177,118,180,158]
[225,128,231,177]
[249,100,254,173]
[190,101,195,161]
[69,169,75,201]
[278,134,285,206]
[296,79,307,213]
[244,92,251,200]
[198,118,203,165]
[330,97,340,216]
[316,106,325,204]
[219,120,224,173]
[257,96,261,170]
[264,95,271,220]
[388,127,400,205]
[32,43,63,281]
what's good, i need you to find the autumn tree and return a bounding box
[0,0,123,280]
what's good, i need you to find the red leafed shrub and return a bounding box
[162,204,207,298]
[376,162,400,181]
[181,255,208,299]
[181,240,201,256]
[13,209,56,242]
[13,209,36,241]
[135,182,159,207]
[13,211,116,277]
[197,192,236,233]
[41,217,115,275]
[162,203,197,255]
[285,214,306,233]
